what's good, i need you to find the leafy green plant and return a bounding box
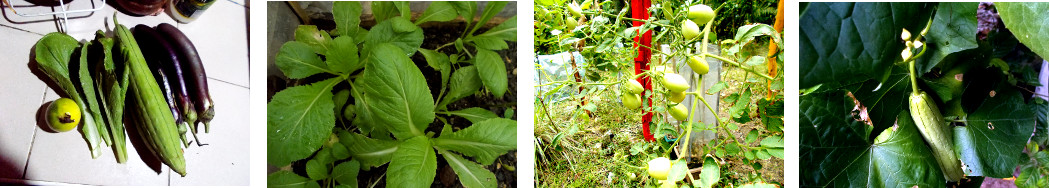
[267,2,517,187]
[534,0,783,187]
[800,2,1049,187]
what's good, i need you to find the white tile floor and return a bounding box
[0,0,248,185]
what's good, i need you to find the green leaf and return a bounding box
[799,2,935,88]
[445,107,500,124]
[440,66,481,107]
[294,25,333,55]
[665,159,689,183]
[268,171,318,188]
[314,147,333,164]
[416,2,458,24]
[333,2,363,37]
[475,49,508,98]
[800,90,945,187]
[418,49,450,72]
[331,160,360,187]
[731,24,781,52]
[698,157,721,188]
[326,36,361,74]
[737,182,778,188]
[435,118,517,165]
[441,150,496,188]
[914,2,979,74]
[331,142,350,160]
[387,136,437,188]
[276,41,331,79]
[337,131,399,168]
[267,78,340,166]
[450,2,477,26]
[475,15,517,41]
[998,3,1049,59]
[469,2,508,36]
[358,44,434,140]
[746,129,759,143]
[364,16,424,55]
[761,136,784,159]
[755,149,772,160]
[470,36,509,50]
[305,159,328,180]
[75,43,110,146]
[954,89,1037,178]
[371,1,400,22]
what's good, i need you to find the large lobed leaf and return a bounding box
[953,89,1036,178]
[800,2,934,88]
[914,2,979,74]
[435,118,516,165]
[358,43,434,140]
[801,90,945,187]
[997,3,1049,60]
[267,78,340,166]
[387,136,437,188]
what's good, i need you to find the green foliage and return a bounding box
[800,2,1049,187]
[268,1,516,187]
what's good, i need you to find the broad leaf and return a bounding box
[331,160,360,187]
[450,2,477,26]
[267,78,340,166]
[800,2,934,88]
[435,118,516,165]
[698,157,721,188]
[358,44,434,140]
[326,36,361,74]
[268,171,319,188]
[371,1,400,22]
[338,131,400,168]
[954,89,1036,178]
[441,150,496,188]
[445,107,499,123]
[469,2,508,36]
[331,142,350,160]
[915,2,979,74]
[276,41,331,79]
[666,159,689,183]
[305,159,328,180]
[470,36,509,50]
[801,90,945,187]
[475,49,508,98]
[294,25,332,55]
[333,2,363,37]
[387,136,437,188]
[440,66,481,107]
[761,136,784,159]
[364,16,424,55]
[997,3,1049,59]
[474,15,517,41]
[415,1,458,24]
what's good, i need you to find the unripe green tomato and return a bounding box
[687,55,709,75]
[566,16,579,30]
[661,73,690,93]
[47,98,81,132]
[622,93,642,110]
[536,7,549,20]
[647,157,671,180]
[688,5,715,25]
[669,103,688,121]
[669,91,686,104]
[625,79,644,94]
[682,19,700,40]
[569,3,583,18]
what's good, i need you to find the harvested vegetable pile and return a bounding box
[31,14,215,177]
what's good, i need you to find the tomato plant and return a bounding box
[800,2,1049,187]
[535,0,784,187]
[267,2,517,187]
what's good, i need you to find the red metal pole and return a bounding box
[632,0,655,142]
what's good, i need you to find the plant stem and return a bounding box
[704,53,775,80]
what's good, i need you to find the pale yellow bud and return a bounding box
[901,28,912,41]
[913,40,924,49]
[901,49,913,60]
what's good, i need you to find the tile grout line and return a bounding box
[208,77,249,89]
[0,23,46,36]
[21,87,48,180]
